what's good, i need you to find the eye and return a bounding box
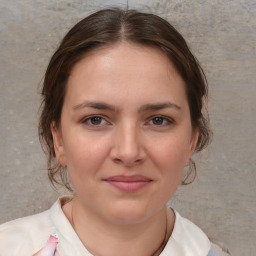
[82,115,109,127]
[147,115,173,126]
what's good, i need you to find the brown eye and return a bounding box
[152,116,164,125]
[147,115,173,127]
[90,116,103,125]
[82,115,108,127]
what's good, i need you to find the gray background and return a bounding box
[0,0,255,255]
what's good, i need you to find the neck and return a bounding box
[63,197,175,256]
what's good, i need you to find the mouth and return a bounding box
[103,175,152,192]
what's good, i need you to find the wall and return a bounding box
[0,1,255,255]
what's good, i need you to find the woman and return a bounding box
[0,8,229,256]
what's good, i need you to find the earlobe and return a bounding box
[51,122,67,166]
[184,130,198,167]
[189,129,199,157]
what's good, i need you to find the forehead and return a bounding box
[65,42,187,109]
[70,41,178,77]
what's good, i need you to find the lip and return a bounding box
[103,175,152,192]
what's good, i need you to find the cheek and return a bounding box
[149,135,190,170]
[64,135,111,179]
[158,140,189,189]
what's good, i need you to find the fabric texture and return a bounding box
[0,197,226,256]
[207,243,231,256]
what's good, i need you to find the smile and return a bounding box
[103,175,152,192]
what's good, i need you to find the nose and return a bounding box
[110,122,146,167]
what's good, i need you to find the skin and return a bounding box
[51,42,198,256]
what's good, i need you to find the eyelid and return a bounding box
[81,114,111,127]
[145,115,175,126]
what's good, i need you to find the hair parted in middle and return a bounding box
[39,8,211,191]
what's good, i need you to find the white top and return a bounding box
[0,197,212,256]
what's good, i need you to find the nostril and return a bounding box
[109,131,146,166]
[113,158,122,164]
[112,156,145,167]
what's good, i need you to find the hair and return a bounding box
[39,8,211,191]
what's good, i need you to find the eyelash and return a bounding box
[81,115,110,127]
[81,115,174,128]
[146,115,174,127]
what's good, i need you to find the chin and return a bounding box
[104,201,158,225]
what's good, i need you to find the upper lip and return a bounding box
[103,175,152,182]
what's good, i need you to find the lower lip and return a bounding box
[105,180,150,192]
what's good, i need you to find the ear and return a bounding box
[185,129,199,166]
[51,122,67,166]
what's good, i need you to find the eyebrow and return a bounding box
[138,102,181,112]
[73,101,116,111]
[72,101,181,112]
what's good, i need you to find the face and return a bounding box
[52,42,198,225]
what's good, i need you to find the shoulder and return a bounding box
[162,209,211,255]
[208,242,231,256]
[0,206,55,255]
[174,210,211,251]
[163,209,231,256]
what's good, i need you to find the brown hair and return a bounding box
[39,8,211,190]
